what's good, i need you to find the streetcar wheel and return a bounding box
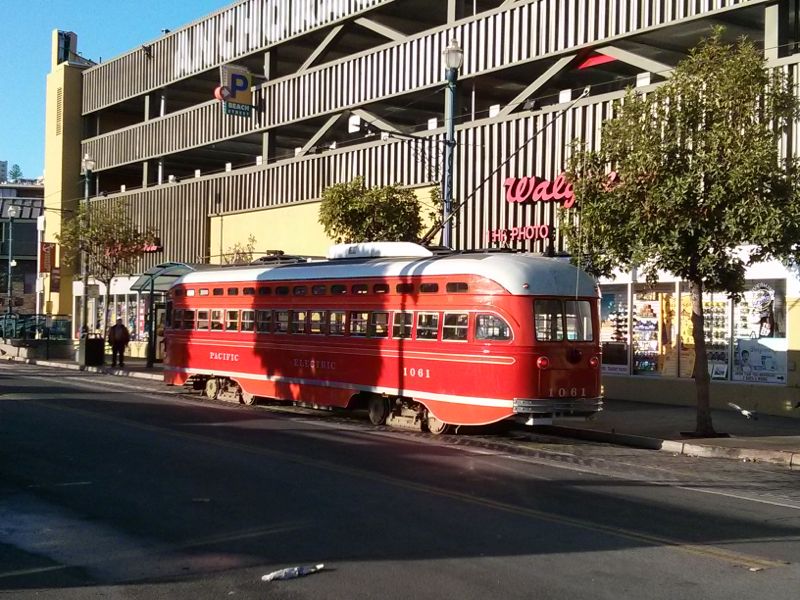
[367,395,391,425]
[240,390,257,406]
[425,412,451,435]
[204,378,221,400]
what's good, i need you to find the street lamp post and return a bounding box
[80,153,95,338]
[6,204,19,315]
[442,39,463,249]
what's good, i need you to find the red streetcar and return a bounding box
[164,242,602,433]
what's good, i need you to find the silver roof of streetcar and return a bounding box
[173,243,599,298]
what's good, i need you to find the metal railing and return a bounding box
[0,314,72,341]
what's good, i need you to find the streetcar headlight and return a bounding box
[589,356,600,368]
[536,356,550,370]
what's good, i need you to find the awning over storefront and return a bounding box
[130,262,213,294]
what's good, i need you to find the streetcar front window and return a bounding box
[534,299,565,341]
[565,300,594,341]
[534,299,594,342]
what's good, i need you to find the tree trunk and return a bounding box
[102,286,112,342]
[690,278,716,436]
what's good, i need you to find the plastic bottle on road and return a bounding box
[261,563,325,581]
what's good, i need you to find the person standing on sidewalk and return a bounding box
[107,319,131,368]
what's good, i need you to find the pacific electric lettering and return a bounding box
[173,0,376,77]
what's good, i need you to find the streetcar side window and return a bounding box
[392,312,413,338]
[243,287,256,296]
[276,286,289,296]
[174,289,184,297]
[211,310,223,330]
[275,310,289,333]
[352,284,368,295]
[310,311,326,334]
[476,314,511,341]
[396,283,413,294]
[564,300,595,342]
[183,310,196,330]
[534,299,565,342]
[258,286,272,296]
[227,287,239,296]
[331,285,347,295]
[173,309,183,328]
[199,288,209,296]
[370,312,389,338]
[213,288,224,296]
[312,285,327,296]
[350,311,369,336]
[256,310,272,333]
[293,286,307,296]
[291,310,307,334]
[226,310,239,331]
[420,283,439,293]
[446,282,469,293]
[416,312,440,340]
[329,311,346,335]
[443,313,469,341]
[196,310,210,331]
[241,310,255,331]
[374,283,389,294]
[186,289,196,297]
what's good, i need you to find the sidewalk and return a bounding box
[5,354,800,467]
[550,399,800,468]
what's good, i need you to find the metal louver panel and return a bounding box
[83,0,751,171]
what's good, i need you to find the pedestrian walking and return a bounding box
[108,318,130,368]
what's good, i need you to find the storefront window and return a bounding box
[732,280,787,384]
[678,286,731,380]
[632,286,677,376]
[599,285,629,374]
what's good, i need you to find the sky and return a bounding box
[0,0,228,180]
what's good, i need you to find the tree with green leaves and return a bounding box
[319,176,442,244]
[564,28,800,436]
[8,164,22,182]
[57,201,158,335]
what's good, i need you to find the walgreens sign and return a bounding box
[503,174,575,208]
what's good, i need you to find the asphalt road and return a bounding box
[1,362,799,599]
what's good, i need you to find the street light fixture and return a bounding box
[6,204,19,315]
[80,152,95,338]
[442,39,463,249]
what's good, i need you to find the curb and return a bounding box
[5,356,164,382]
[538,425,799,468]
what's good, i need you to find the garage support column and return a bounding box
[764,1,789,61]
[447,0,467,22]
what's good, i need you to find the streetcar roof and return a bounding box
[173,253,599,297]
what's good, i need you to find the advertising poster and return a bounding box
[732,338,787,384]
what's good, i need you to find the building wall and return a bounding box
[209,200,333,262]
[43,30,88,315]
